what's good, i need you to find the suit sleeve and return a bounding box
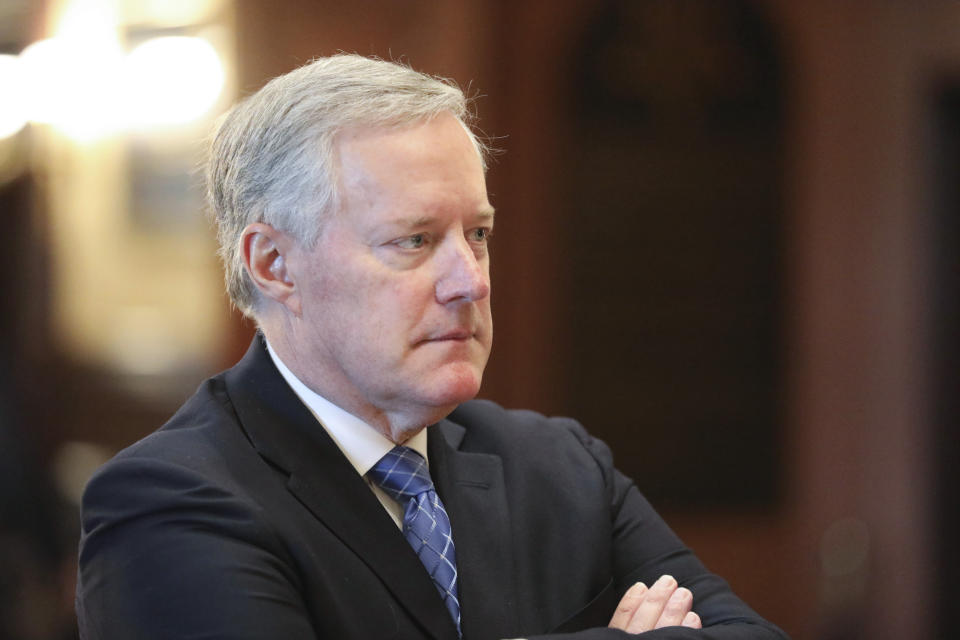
[526,420,790,640]
[76,456,316,640]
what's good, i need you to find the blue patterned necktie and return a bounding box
[368,446,461,636]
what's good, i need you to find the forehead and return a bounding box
[339,113,479,170]
[333,113,489,216]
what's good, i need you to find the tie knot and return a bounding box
[368,446,434,502]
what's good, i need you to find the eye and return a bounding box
[394,233,427,250]
[469,227,492,243]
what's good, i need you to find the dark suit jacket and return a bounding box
[76,336,788,639]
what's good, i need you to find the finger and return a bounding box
[682,611,702,629]
[608,582,647,630]
[625,574,678,633]
[653,587,693,629]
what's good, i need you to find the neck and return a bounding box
[260,320,445,444]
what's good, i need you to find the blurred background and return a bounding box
[0,0,956,639]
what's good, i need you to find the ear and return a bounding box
[240,222,302,316]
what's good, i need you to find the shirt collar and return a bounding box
[264,338,428,476]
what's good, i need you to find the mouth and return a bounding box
[432,330,473,341]
[420,329,474,344]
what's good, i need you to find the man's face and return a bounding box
[285,112,494,438]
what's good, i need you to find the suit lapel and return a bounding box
[430,421,519,639]
[224,337,459,640]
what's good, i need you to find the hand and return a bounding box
[608,575,702,633]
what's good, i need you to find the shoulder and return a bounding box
[445,399,616,479]
[78,372,290,570]
[108,374,244,469]
[81,374,262,521]
[448,398,589,438]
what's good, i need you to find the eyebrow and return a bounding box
[392,208,495,229]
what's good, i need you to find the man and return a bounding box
[76,55,788,639]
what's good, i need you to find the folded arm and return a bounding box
[520,420,789,640]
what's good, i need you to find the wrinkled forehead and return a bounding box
[336,113,485,187]
[326,114,491,231]
[334,111,484,167]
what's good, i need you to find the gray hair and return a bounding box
[206,54,486,318]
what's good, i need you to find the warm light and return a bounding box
[57,0,120,42]
[14,0,227,141]
[0,55,28,138]
[19,0,127,141]
[127,0,227,28]
[19,39,71,125]
[124,36,225,127]
[20,35,125,142]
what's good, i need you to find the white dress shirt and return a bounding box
[265,339,428,529]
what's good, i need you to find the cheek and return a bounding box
[313,252,438,338]
[343,277,432,349]
[382,274,435,316]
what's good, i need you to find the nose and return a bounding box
[435,236,490,304]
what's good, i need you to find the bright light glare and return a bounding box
[20,37,125,141]
[125,37,225,127]
[57,0,120,42]
[15,30,226,140]
[20,39,71,125]
[0,55,28,138]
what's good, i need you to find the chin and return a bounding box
[426,363,484,408]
